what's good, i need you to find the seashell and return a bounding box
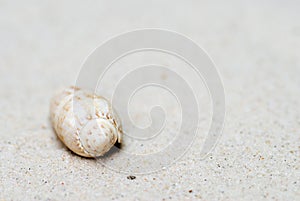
[50,86,122,157]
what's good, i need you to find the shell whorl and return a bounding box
[50,86,122,157]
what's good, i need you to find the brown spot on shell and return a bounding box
[86,93,96,99]
[96,112,101,118]
[65,91,72,95]
[70,86,80,91]
[63,104,70,112]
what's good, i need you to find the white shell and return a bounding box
[50,86,122,157]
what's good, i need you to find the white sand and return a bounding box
[0,0,299,200]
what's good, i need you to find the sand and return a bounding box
[0,0,299,200]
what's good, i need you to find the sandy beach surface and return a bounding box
[0,0,299,200]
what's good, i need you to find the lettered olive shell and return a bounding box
[50,86,122,157]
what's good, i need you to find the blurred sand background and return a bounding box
[0,0,299,200]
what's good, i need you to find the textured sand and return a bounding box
[0,0,299,200]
